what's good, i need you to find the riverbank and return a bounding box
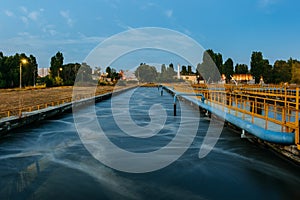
[0,85,131,118]
[0,85,137,135]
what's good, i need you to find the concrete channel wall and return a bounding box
[0,86,136,136]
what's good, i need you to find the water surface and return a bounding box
[0,87,299,200]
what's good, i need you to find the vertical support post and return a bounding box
[19,62,22,89]
[174,103,176,116]
[251,101,254,124]
[281,106,285,132]
[274,101,277,120]
[265,104,268,130]
[235,94,238,116]
[243,96,246,120]
[295,88,299,149]
[228,93,231,114]
[254,98,257,114]
[284,85,287,131]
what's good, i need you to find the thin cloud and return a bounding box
[28,11,39,21]
[258,0,278,8]
[20,6,28,14]
[60,10,74,27]
[115,19,133,30]
[140,2,157,10]
[0,33,107,67]
[42,24,57,36]
[20,16,29,25]
[165,9,173,18]
[15,7,43,24]
[4,10,14,17]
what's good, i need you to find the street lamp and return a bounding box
[33,68,36,87]
[19,58,28,89]
[58,67,63,78]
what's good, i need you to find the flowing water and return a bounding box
[0,87,299,200]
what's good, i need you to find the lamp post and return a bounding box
[19,59,27,89]
[58,67,63,78]
[33,68,36,87]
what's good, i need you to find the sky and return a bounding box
[1,0,300,71]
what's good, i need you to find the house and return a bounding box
[178,75,198,83]
[231,74,254,84]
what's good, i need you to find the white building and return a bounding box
[38,68,50,77]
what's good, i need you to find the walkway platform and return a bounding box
[163,85,296,146]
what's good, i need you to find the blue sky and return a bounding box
[1,0,300,70]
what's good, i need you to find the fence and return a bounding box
[173,84,300,149]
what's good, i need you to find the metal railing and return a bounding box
[171,84,300,149]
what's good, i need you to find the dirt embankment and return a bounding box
[0,86,123,118]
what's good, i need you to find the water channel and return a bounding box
[0,87,300,199]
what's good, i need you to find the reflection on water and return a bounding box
[0,87,300,199]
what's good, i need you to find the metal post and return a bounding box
[296,88,299,148]
[251,101,254,124]
[265,104,268,130]
[283,85,287,130]
[33,69,36,87]
[235,94,238,116]
[19,62,22,89]
[174,103,176,116]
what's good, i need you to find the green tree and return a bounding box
[161,64,166,74]
[235,64,248,74]
[0,52,5,87]
[181,65,188,75]
[289,58,300,84]
[0,52,38,88]
[272,60,291,84]
[158,63,178,82]
[78,62,93,83]
[223,58,234,83]
[167,63,176,77]
[61,63,80,85]
[106,66,112,78]
[50,51,64,78]
[22,54,38,86]
[205,49,223,74]
[197,50,221,83]
[250,51,271,83]
[262,59,272,83]
[187,65,193,74]
[135,63,158,82]
[1,53,24,88]
[111,68,121,81]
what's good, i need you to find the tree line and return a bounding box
[0,50,125,88]
[0,52,38,88]
[197,49,300,84]
[135,49,300,84]
[1,49,300,88]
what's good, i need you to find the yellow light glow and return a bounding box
[21,59,28,64]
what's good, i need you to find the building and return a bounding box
[231,74,254,84]
[178,75,198,83]
[38,68,50,77]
